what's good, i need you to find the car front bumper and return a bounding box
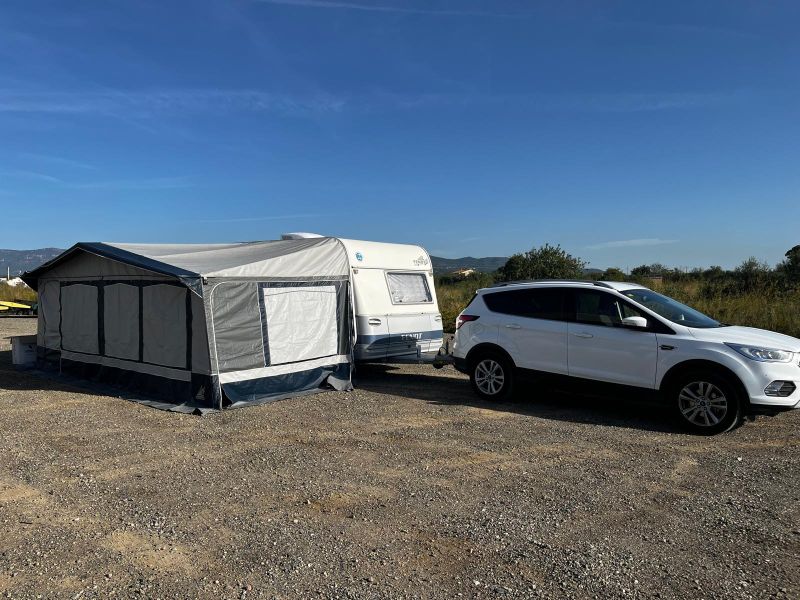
[742,360,800,409]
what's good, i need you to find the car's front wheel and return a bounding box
[469,352,514,401]
[669,371,742,434]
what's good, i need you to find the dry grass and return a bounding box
[654,280,800,338]
[0,282,36,303]
[435,275,494,333]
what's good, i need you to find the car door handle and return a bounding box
[504,323,521,330]
[572,332,594,339]
[368,318,382,326]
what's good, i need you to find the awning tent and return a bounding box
[22,239,354,412]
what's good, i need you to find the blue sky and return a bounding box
[1,1,799,270]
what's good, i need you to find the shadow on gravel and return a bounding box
[356,363,683,434]
[2,350,682,434]
[0,350,163,405]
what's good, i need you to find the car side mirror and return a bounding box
[621,316,648,329]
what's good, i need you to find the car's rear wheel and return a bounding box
[469,352,514,401]
[670,371,742,434]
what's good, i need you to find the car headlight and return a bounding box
[725,343,794,363]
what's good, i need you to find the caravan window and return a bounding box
[386,272,432,304]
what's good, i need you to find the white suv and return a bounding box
[452,280,800,433]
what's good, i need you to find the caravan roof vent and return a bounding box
[281,232,325,240]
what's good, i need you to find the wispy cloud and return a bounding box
[1,169,63,183]
[67,176,193,190]
[587,238,679,250]
[19,152,96,170]
[0,88,742,119]
[1,167,191,190]
[0,89,345,117]
[606,19,760,41]
[196,213,325,223]
[255,0,530,18]
[367,90,743,113]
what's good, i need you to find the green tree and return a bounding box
[498,244,585,281]
[735,257,770,277]
[601,267,626,281]
[703,265,725,280]
[779,245,800,281]
[629,264,652,279]
[630,263,672,280]
[734,256,771,290]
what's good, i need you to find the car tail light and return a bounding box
[456,314,479,330]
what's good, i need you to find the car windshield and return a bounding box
[622,288,724,328]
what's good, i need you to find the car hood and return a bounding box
[689,325,800,351]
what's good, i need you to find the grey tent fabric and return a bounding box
[209,281,265,373]
[61,284,99,354]
[38,280,60,350]
[22,237,354,412]
[190,292,210,374]
[104,283,139,360]
[142,284,187,368]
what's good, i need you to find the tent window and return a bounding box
[39,281,61,350]
[61,284,99,354]
[142,285,187,368]
[386,272,432,304]
[263,285,338,365]
[103,283,140,360]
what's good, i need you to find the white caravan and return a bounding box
[282,234,443,362]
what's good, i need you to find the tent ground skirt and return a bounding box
[221,361,352,407]
[35,348,214,408]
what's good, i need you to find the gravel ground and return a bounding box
[1,318,799,599]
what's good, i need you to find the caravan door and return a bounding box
[354,313,390,361]
[385,271,442,359]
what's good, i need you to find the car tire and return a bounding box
[469,351,514,401]
[669,370,742,435]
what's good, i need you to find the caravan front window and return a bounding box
[386,272,433,304]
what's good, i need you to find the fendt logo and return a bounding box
[400,332,422,341]
[412,255,429,267]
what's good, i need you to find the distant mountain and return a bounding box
[431,256,508,274]
[0,248,64,277]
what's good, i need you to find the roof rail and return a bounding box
[490,279,613,289]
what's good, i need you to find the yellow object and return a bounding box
[0,306,8,311]
[0,301,30,309]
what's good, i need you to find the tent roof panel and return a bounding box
[106,238,339,276]
[22,238,348,295]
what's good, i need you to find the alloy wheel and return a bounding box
[678,381,728,427]
[474,359,505,396]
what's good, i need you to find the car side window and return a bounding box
[572,289,648,328]
[483,288,566,321]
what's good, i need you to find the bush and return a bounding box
[498,244,585,281]
[434,272,496,333]
[0,282,36,303]
[600,267,625,281]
